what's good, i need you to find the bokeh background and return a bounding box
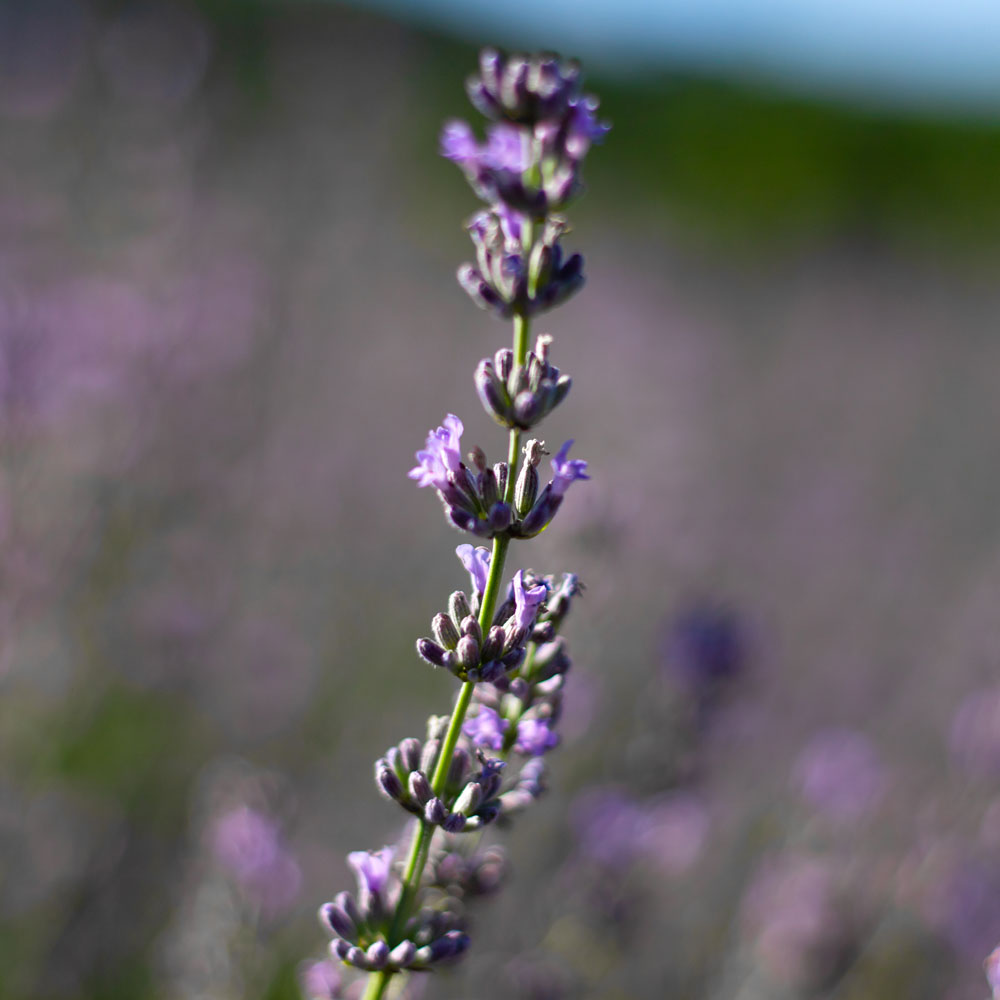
[4,1,1000,998]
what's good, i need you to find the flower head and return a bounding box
[550,440,590,498]
[409,414,464,491]
[514,717,559,756]
[456,544,491,596]
[512,570,548,631]
[464,706,509,750]
[347,846,395,898]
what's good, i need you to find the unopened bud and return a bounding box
[432,613,460,650]
[408,770,432,805]
[449,590,472,625]
[479,466,499,508]
[456,635,480,672]
[514,462,539,517]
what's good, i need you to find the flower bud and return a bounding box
[416,638,450,668]
[481,625,505,662]
[448,746,471,788]
[388,940,416,968]
[514,462,539,517]
[453,782,483,816]
[408,770,432,806]
[493,461,509,499]
[456,635,480,672]
[421,738,441,774]
[449,590,472,625]
[460,615,483,643]
[432,613,460,650]
[399,737,421,772]
[443,812,467,834]
[320,899,358,941]
[424,797,448,826]
[478,466,499,508]
[513,389,541,428]
[488,501,512,533]
[475,360,510,426]
[366,940,390,971]
[494,347,514,381]
[376,765,404,802]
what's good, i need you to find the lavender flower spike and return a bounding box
[512,570,548,631]
[408,414,464,491]
[347,846,395,898]
[314,47,605,998]
[456,544,491,596]
[550,439,590,497]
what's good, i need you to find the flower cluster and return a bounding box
[443,48,607,319]
[313,48,606,999]
[409,423,588,540]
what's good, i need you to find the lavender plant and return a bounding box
[312,49,608,1000]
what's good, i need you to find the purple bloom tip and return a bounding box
[550,439,590,498]
[456,543,491,596]
[347,846,395,897]
[514,717,559,756]
[409,414,464,491]
[464,706,509,750]
[512,570,548,631]
[440,120,478,163]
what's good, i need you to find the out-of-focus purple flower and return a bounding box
[514,717,559,756]
[549,440,590,499]
[661,603,745,691]
[512,570,548,631]
[409,414,464,491]
[347,846,395,898]
[950,687,1000,777]
[301,958,341,1000]
[456,544,491,596]
[571,786,645,868]
[636,792,710,876]
[464,706,509,750]
[440,120,479,164]
[926,855,1000,959]
[211,806,302,916]
[793,728,886,823]
[566,96,611,155]
[742,853,852,990]
[986,944,1000,997]
[485,123,530,172]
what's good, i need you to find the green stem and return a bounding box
[361,312,531,1000]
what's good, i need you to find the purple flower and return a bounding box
[514,717,559,756]
[793,729,886,823]
[464,706,509,750]
[440,120,480,164]
[661,603,745,691]
[512,570,548,631]
[301,959,341,1000]
[211,806,302,915]
[571,786,645,867]
[550,440,590,498]
[408,414,464,491]
[565,96,611,158]
[456,544,491,596]
[347,846,395,897]
[484,123,530,172]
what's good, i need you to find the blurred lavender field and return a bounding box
[4,2,1000,999]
